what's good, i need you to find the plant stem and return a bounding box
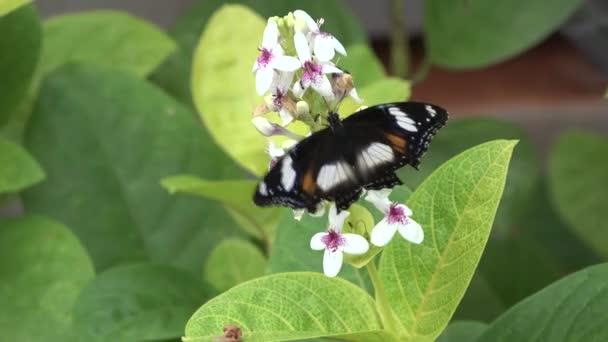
[390,0,410,79]
[366,261,402,335]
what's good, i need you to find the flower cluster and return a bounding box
[251,10,424,277]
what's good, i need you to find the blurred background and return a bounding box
[37,0,608,154]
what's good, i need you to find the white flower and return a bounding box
[269,71,296,126]
[294,10,346,62]
[292,31,343,99]
[252,117,275,136]
[365,189,424,247]
[253,19,300,96]
[310,204,369,277]
[265,141,286,170]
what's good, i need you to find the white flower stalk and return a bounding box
[365,189,424,247]
[253,19,300,96]
[292,32,343,99]
[310,204,369,277]
[294,10,346,62]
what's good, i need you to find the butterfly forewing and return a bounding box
[253,101,448,213]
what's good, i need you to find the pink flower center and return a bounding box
[302,61,322,82]
[273,89,285,109]
[321,229,345,252]
[257,48,274,67]
[387,204,409,225]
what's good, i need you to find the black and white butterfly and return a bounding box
[253,101,448,212]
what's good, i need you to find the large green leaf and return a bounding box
[0,136,44,194]
[549,131,608,259]
[151,0,366,106]
[23,64,243,272]
[73,263,209,341]
[204,238,267,292]
[268,211,373,294]
[192,5,268,175]
[339,78,411,117]
[0,4,40,127]
[0,215,95,341]
[184,273,394,342]
[437,321,488,342]
[426,0,583,68]
[379,140,517,341]
[162,175,280,245]
[42,10,176,77]
[398,118,539,235]
[478,263,608,341]
[0,0,30,16]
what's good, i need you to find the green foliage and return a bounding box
[162,175,280,245]
[0,216,94,341]
[478,263,608,341]
[0,136,43,194]
[0,4,40,127]
[426,0,583,68]
[204,238,267,292]
[340,78,411,117]
[42,10,176,77]
[379,140,516,340]
[23,64,243,272]
[192,5,268,175]
[184,273,393,342]
[549,131,608,259]
[453,273,505,322]
[337,43,386,88]
[0,0,30,16]
[73,263,209,341]
[151,0,366,106]
[437,321,488,342]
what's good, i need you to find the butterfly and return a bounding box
[253,101,448,213]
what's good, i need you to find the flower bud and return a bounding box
[296,101,310,118]
[294,16,308,33]
[251,117,275,136]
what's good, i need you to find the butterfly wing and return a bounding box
[342,101,448,189]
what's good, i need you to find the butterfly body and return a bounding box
[254,102,448,212]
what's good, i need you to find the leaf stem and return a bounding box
[390,0,410,79]
[366,261,402,335]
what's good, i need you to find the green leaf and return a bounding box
[0,136,44,194]
[437,321,488,342]
[268,211,373,294]
[453,273,505,322]
[184,273,394,342]
[204,238,266,292]
[398,118,539,235]
[42,10,176,77]
[73,263,209,341]
[339,78,411,117]
[0,0,30,16]
[161,175,280,245]
[192,5,268,175]
[23,64,243,272]
[0,215,95,341]
[379,140,517,341]
[337,43,386,88]
[426,0,583,68]
[549,131,608,258]
[0,4,40,127]
[478,263,608,341]
[151,0,366,106]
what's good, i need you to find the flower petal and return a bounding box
[321,63,343,74]
[314,34,336,62]
[370,218,398,247]
[293,209,305,221]
[328,203,350,231]
[279,108,294,126]
[292,78,308,98]
[310,232,327,250]
[395,203,413,217]
[349,88,363,104]
[312,75,334,98]
[266,141,285,158]
[365,189,392,213]
[262,19,279,48]
[273,56,301,72]
[252,117,275,136]
[323,249,343,277]
[255,67,274,95]
[342,233,370,255]
[294,10,318,32]
[273,71,295,91]
[294,31,311,62]
[333,37,347,56]
[398,219,424,244]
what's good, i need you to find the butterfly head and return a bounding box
[328,111,342,131]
